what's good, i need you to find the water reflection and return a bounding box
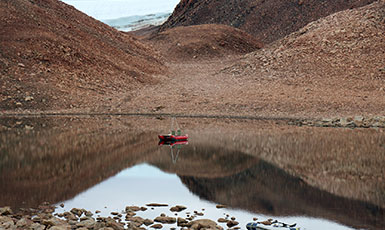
[0,116,384,230]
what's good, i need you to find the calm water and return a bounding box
[0,116,384,230]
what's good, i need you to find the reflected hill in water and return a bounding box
[0,117,162,209]
[150,144,384,230]
[0,117,384,229]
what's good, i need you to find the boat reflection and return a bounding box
[158,139,188,164]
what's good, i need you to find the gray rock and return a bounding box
[0,207,13,215]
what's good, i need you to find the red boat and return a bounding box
[158,140,188,146]
[158,134,188,142]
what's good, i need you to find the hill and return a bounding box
[148,24,263,62]
[219,0,385,117]
[160,0,377,44]
[0,0,165,111]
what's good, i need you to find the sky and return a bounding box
[61,0,180,20]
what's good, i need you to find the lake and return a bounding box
[0,116,384,229]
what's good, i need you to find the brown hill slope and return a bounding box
[220,0,385,116]
[148,24,263,61]
[160,0,377,44]
[0,0,165,111]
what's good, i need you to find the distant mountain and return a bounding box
[160,0,377,43]
[0,0,165,111]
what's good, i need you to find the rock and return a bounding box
[190,219,223,230]
[95,210,101,214]
[125,206,141,212]
[0,216,14,229]
[18,63,25,68]
[126,216,144,225]
[194,211,204,216]
[146,203,168,207]
[151,223,163,229]
[231,217,236,221]
[70,208,83,217]
[25,96,34,101]
[59,204,65,208]
[170,205,187,212]
[104,217,125,230]
[25,125,34,130]
[0,207,13,215]
[63,212,78,221]
[125,211,136,217]
[77,218,95,229]
[154,216,176,224]
[16,218,31,227]
[140,207,147,211]
[354,116,364,122]
[216,204,227,209]
[85,211,93,217]
[111,212,119,216]
[30,223,45,230]
[260,219,273,225]
[226,220,239,228]
[42,217,68,227]
[48,226,69,230]
[217,218,228,223]
[177,217,188,226]
[143,219,154,226]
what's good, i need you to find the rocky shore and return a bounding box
[291,116,385,128]
[0,204,292,230]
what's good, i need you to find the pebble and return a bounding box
[151,223,163,229]
[170,205,187,212]
[227,220,239,228]
[216,204,227,209]
[146,203,168,207]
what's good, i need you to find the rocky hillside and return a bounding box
[160,0,377,44]
[148,24,263,61]
[0,0,165,111]
[220,1,385,116]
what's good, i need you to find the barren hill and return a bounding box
[125,1,385,118]
[160,0,377,44]
[147,24,263,61]
[0,0,165,111]
[221,0,385,116]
